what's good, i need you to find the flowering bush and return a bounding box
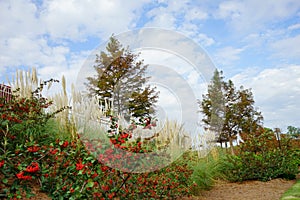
[0,80,70,199]
[0,82,195,199]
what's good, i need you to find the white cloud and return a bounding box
[145,12,176,28]
[214,46,244,65]
[0,36,69,68]
[215,0,300,33]
[144,0,210,41]
[288,23,300,31]
[0,0,44,38]
[41,0,150,41]
[0,0,151,88]
[215,1,242,19]
[231,65,300,130]
[270,35,300,60]
[197,34,215,47]
[184,7,208,21]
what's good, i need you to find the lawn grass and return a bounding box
[280,179,300,200]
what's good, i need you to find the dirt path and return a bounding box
[186,179,296,200]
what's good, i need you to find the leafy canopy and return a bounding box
[86,36,159,119]
[199,70,263,152]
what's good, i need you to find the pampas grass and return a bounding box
[9,68,39,98]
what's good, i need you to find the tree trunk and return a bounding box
[229,137,235,155]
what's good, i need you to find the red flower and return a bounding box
[108,192,115,199]
[0,160,4,168]
[93,181,99,188]
[110,139,117,144]
[101,166,109,172]
[118,137,125,144]
[101,185,109,191]
[93,192,102,198]
[61,141,68,148]
[25,162,40,173]
[49,148,58,155]
[138,141,142,147]
[16,172,32,180]
[121,133,129,139]
[76,161,85,170]
[92,173,98,179]
[16,172,24,179]
[27,146,40,152]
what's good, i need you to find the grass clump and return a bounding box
[280,179,300,200]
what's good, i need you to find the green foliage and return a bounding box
[44,119,73,141]
[199,70,263,152]
[0,87,194,199]
[183,149,226,196]
[190,159,220,191]
[220,130,300,182]
[86,36,159,119]
[287,125,300,139]
[0,80,71,199]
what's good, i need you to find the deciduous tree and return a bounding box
[86,36,159,119]
[287,125,300,139]
[199,70,263,154]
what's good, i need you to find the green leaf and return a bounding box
[2,178,8,184]
[86,180,94,188]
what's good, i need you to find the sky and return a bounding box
[1,0,300,133]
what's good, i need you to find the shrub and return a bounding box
[1,92,195,199]
[0,80,70,199]
[220,130,300,182]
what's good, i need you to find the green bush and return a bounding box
[220,149,299,182]
[220,130,299,182]
[0,81,71,199]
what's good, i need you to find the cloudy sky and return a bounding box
[1,0,300,132]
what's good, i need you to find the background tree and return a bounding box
[86,36,159,119]
[199,69,263,154]
[199,70,226,146]
[287,125,300,139]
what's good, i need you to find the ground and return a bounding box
[185,178,296,200]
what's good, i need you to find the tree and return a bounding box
[199,70,263,154]
[199,70,226,146]
[287,126,300,139]
[86,36,159,119]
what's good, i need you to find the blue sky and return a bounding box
[0,0,300,132]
